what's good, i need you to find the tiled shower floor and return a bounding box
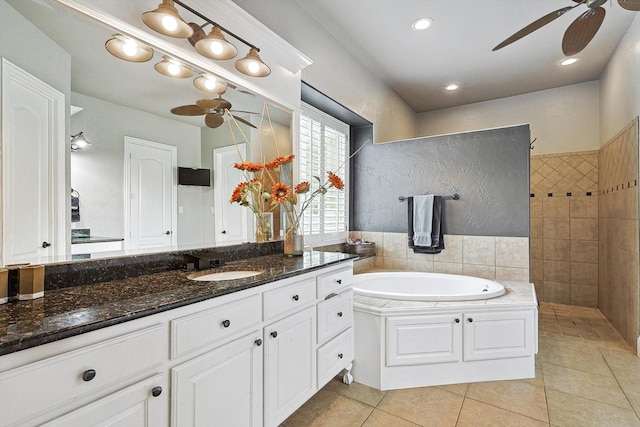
[280,302,640,427]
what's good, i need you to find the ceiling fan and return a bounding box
[493,0,640,56]
[170,96,257,129]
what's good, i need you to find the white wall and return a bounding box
[600,14,640,144]
[232,0,417,144]
[415,81,600,156]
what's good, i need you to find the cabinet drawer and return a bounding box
[317,291,353,344]
[263,278,316,321]
[171,294,261,358]
[317,267,353,298]
[0,325,164,427]
[317,328,353,387]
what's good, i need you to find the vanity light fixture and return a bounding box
[235,48,271,77]
[70,132,91,151]
[446,83,459,91]
[154,55,193,78]
[560,57,580,66]
[193,74,228,94]
[142,0,193,38]
[105,34,154,62]
[195,26,238,60]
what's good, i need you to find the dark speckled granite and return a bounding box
[0,251,356,356]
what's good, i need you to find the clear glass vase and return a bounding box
[284,227,304,256]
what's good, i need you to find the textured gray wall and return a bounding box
[352,125,530,237]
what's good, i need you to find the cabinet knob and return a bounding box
[271,331,278,338]
[255,339,263,346]
[454,318,460,323]
[337,312,343,317]
[42,241,51,248]
[338,353,344,359]
[292,294,299,301]
[467,318,474,323]
[222,319,231,328]
[222,230,227,234]
[82,369,96,382]
[164,231,171,235]
[336,279,342,284]
[151,386,162,397]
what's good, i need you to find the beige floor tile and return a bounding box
[322,379,386,407]
[601,347,640,377]
[361,409,421,427]
[617,376,640,417]
[281,392,373,427]
[539,341,611,376]
[456,398,549,427]
[542,363,631,409]
[466,379,548,422]
[377,387,463,427]
[546,389,640,427]
[435,382,468,396]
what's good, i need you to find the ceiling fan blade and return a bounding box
[197,98,232,111]
[170,104,205,116]
[619,0,640,11]
[562,7,605,56]
[493,5,576,51]
[232,115,257,129]
[205,113,224,128]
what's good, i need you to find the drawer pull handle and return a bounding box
[336,279,342,284]
[271,331,278,338]
[337,311,343,317]
[222,319,231,328]
[82,369,96,382]
[151,386,163,397]
[255,338,263,346]
[338,353,344,359]
[455,318,460,323]
[468,318,474,323]
[292,294,299,301]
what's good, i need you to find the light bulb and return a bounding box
[122,40,138,57]
[248,61,260,74]
[210,41,224,55]
[167,62,180,75]
[204,78,216,90]
[162,15,178,32]
[75,138,88,149]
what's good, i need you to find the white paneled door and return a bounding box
[124,137,177,250]
[213,144,248,243]
[1,59,65,265]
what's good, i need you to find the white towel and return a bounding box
[413,195,434,247]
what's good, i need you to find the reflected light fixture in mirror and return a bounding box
[193,74,228,94]
[195,26,238,60]
[235,48,271,77]
[142,0,194,38]
[155,55,194,78]
[70,132,91,151]
[105,34,153,62]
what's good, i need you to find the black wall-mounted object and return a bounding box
[178,167,211,186]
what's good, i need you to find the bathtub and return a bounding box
[353,272,506,301]
[351,272,538,390]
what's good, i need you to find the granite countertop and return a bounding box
[0,251,356,356]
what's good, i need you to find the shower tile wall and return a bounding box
[598,118,639,349]
[530,150,599,307]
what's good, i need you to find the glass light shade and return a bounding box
[235,48,271,77]
[70,132,91,151]
[105,34,153,62]
[193,74,228,94]
[155,56,193,78]
[142,0,193,38]
[195,26,238,60]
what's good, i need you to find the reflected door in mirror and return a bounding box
[214,144,248,243]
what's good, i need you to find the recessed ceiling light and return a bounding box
[412,17,433,31]
[446,83,459,91]
[560,57,580,66]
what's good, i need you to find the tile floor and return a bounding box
[281,302,640,427]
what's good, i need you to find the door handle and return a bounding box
[222,230,227,234]
[41,241,51,248]
[165,231,171,235]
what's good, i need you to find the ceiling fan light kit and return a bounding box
[493,0,640,56]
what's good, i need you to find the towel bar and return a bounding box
[398,193,460,202]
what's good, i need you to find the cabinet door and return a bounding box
[463,310,535,361]
[386,314,462,366]
[171,331,263,427]
[264,306,316,427]
[42,375,166,427]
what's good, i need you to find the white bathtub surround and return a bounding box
[352,279,538,391]
[349,231,529,282]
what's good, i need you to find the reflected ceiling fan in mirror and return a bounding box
[170,96,257,128]
[493,0,640,56]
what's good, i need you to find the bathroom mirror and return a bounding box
[1,0,293,264]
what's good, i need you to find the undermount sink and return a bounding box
[189,270,264,281]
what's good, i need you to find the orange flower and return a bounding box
[250,178,263,186]
[230,182,248,203]
[295,181,310,194]
[234,161,264,172]
[264,154,295,170]
[271,182,292,203]
[327,172,344,190]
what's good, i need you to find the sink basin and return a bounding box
[189,270,264,281]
